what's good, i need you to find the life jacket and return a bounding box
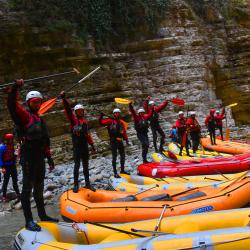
[150,112,159,127]
[23,112,49,144]
[215,115,223,127]
[109,120,123,139]
[135,117,149,133]
[72,119,89,146]
[3,144,15,162]
[207,116,216,129]
[188,118,200,133]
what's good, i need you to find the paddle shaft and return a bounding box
[134,184,159,196]
[85,221,145,238]
[154,204,168,232]
[0,69,78,90]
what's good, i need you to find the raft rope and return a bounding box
[175,235,250,250]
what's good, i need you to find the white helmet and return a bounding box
[74,104,84,112]
[26,91,43,102]
[178,111,184,115]
[190,111,196,116]
[216,110,220,113]
[138,108,145,113]
[149,100,155,105]
[113,108,121,113]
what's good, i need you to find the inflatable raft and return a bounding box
[14,208,250,249]
[138,153,250,177]
[109,172,247,192]
[60,176,250,223]
[201,136,250,154]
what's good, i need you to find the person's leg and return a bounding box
[209,129,214,145]
[81,148,93,190]
[142,134,150,163]
[73,149,81,192]
[219,125,223,140]
[212,129,216,144]
[111,141,119,177]
[151,127,158,152]
[10,166,20,196]
[2,167,11,199]
[118,141,127,174]
[157,126,166,152]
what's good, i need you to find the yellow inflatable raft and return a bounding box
[14,208,250,249]
[109,172,247,192]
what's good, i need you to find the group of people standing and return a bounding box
[0,79,225,232]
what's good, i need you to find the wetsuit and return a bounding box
[144,99,168,152]
[62,99,94,189]
[215,109,225,140]
[176,117,190,156]
[99,115,128,175]
[7,86,52,225]
[129,103,153,163]
[205,115,217,145]
[0,143,20,198]
[186,117,201,153]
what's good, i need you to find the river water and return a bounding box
[0,204,59,249]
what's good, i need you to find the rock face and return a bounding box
[0,0,249,163]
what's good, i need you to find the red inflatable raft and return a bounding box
[138,153,250,178]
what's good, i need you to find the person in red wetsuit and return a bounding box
[60,91,96,193]
[7,80,57,232]
[205,109,217,145]
[129,102,154,163]
[0,133,20,202]
[144,97,168,152]
[186,111,201,153]
[176,111,191,156]
[215,108,225,140]
[99,108,129,178]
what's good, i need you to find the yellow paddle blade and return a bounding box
[114,97,131,105]
[226,103,238,108]
[38,97,58,115]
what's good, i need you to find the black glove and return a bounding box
[60,91,66,99]
[47,156,55,172]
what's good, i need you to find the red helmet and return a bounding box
[210,109,215,115]
[4,133,14,140]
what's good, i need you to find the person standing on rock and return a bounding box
[205,109,217,145]
[176,111,191,156]
[186,111,201,153]
[60,91,96,192]
[0,133,20,202]
[99,108,130,178]
[144,96,168,152]
[129,102,154,163]
[215,108,225,140]
[7,79,58,232]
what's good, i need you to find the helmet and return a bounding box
[74,104,84,112]
[26,91,43,102]
[210,109,215,114]
[190,111,196,116]
[148,100,155,105]
[216,110,220,113]
[113,108,121,113]
[178,111,184,115]
[3,133,14,140]
[138,108,145,113]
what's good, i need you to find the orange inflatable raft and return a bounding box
[60,175,250,223]
[201,137,250,154]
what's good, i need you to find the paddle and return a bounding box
[84,220,145,238]
[114,97,185,106]
[134,184,159,196]
[38,66,100,115]
[224,103,238,140]
[0,68,80,90]
[154,204,168,233]
[131,228,170,235]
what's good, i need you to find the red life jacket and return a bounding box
[3,144,15,162]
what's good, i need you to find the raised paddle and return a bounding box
[38,66,101,115]
[114,97,185,106]
[0,68,80,90]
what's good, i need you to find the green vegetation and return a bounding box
[11,0,170,50]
